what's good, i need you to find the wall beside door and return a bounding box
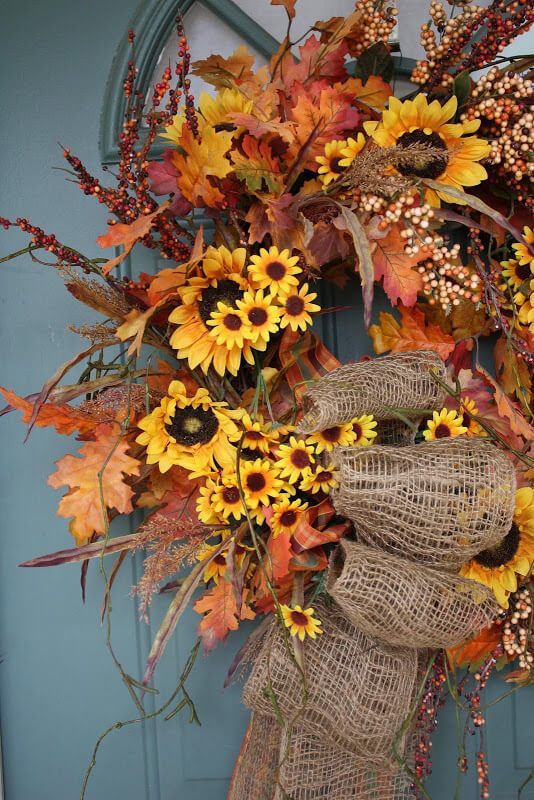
[1,2,533,800]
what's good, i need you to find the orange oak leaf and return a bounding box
[231,135,283,193]
[371,224,424,307]
[172,124,233,207]
[147,226,204,305]
[97,201,170,275]
[0,387,97,437]
[245,194,296,244]
[475,364,534,440]
[447,625,501,669]
[192,45,256,89]
[47,423,141,545]
[369,306,455,361]
[271,0,297,18]
[194,580,254,652]
[340,75,392,109]
[288,87,360,164]
[115,298,167,357]
[227,113,295,144]
[494,335,532,410]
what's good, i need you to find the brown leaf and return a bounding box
[97,201,170,274]
[271,0,297,18]
[371,224,423,307]
[447,625,501,669]
[369,305,455,361]
[0,387,97,437]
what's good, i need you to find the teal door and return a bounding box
[1,2,532,800]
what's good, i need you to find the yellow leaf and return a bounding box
[172,125,233,208]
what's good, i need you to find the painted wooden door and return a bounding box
[1,2,532,799]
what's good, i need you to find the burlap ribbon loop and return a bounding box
[328,540,500,649]
[243,598,418,765]
[331,438,516,570]
[296,350,447,435]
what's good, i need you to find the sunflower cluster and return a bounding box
[168,244,320,376]
[499,226,534,337]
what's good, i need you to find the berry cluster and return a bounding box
[419,242,482,311]
[413,655,446,792]
[500,586,533,671]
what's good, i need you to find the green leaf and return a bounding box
[453,70,471,111]
[353,42,394,85]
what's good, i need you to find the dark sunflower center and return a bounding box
[246,472,267,493]
[285,295,305,316]
[397,130,449,179]
[248,307,268,326]
[434,423,451,438]
[474,523,521,568]
[290,449,311,469]
[214,554,227,566]
[245,430,264,441]
[516,262,531,281]
[290,610,308,626]
[165,406,219,446]
[280,509,297,527]
[353,423,362,439]
[222,486,240,504]
[318,471,333,483]
[329,156,344,174]
[222,312,242,331]
[461,411,472,428]
[322,426,341,442]
[266,261,286,281]
[198,280,243,326]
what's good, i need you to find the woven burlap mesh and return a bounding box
[328,540,499,649]
[331,438,516,570]
[227,712,280,800]
[243,598,418,764]
[375,419,417,446]
[296,350,446,434]
[275,725,415,799]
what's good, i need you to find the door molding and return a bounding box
[99,0,280,164]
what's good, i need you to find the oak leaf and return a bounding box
[192,45,256,89]
[371,224,423,307]
[97,202,170,275]
[271,0,297,18]
[116,299,167,357]
[340,75,392,110]
[288,87,361,164]
[231,135,283,193]
[48,423,140,545]
[245,194,296,244]
[0,387,97,437]
[369,306,455,361]
[447,625,501,669]
[227,113,295,144]
[194,580,254,652]
[494,335,532,410]
[172,125,233,208]
[476,364,534,440]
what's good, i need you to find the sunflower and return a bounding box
[278,283,321,333]
[299,464,339,495]
[196,479,223,524]
[339,133,366,167]
[517,294,534,332]
[352,415,379,446]
[423,408,468,441]
[306,420,359,454]
[248,246,301,296]
[239,458,284,509]
[364,95,490,206]
[270,497,309,538]
[458,397,485,437]
[196,541,229,584]
[212,474,245,521]
[460,488,534,608]
[169,245,254,376]
[197,88,253,129]
[501,258,533,290]
[275,436,316,484]
[280,604,323,641]
[236,288,281,348]
[241,414,280,454]
[316,139,350,185]
[512,226,534,268]
[136,380,242,473]
[207,302,252,354]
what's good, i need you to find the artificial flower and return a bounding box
[512,226,534,267]
[352,415,379,446]
[196,541,229,584]
[239,458,283,508]
[212,474,244,521]
[278,283,321,332]
[306,418,366,453]
[364,94,490,205]
[136,380,242,473]
[423,408,468,441]
[169,245,254,376]
[207,302,252,349]
[458,396,485,437]
[196,479,223,524]
[235,288,281,347]
[275,436,316,484]
[281,604,323,641]
[339,133,366,167]
[316,139,350,185]
[460,488,534,608]
[299,464,339,495]
[241,414,279,454]
[501,258,533,290]
[270,497,309,538]
[248,246,301,295]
